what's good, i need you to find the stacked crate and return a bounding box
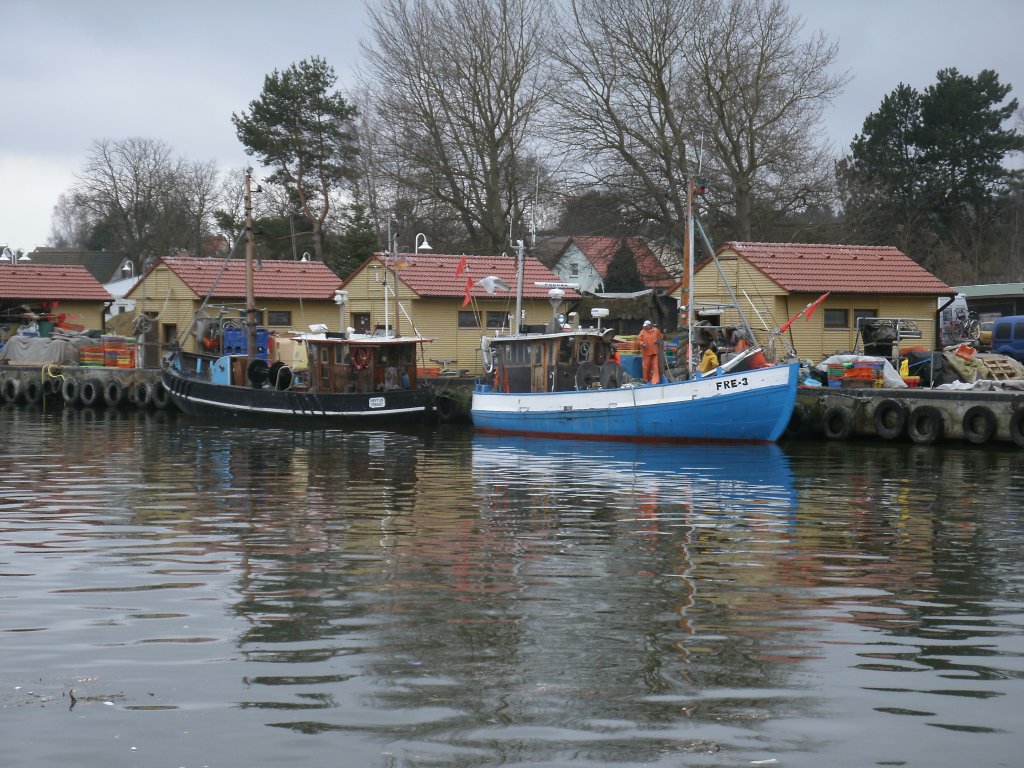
[99,336,137,368]
[843,361,884,388]
[827,363,847,387]
[80,346,105,367]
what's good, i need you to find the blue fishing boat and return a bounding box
[471,326,798,443]
[471,180,798,444]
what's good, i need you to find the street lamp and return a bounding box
[414,233,432,254]
[121,260,135,278]
[334,289,348,333]
[1,247,30,265]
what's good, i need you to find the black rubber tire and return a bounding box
[822,406,854,441]
[24,378,45,405]
[435,394,456,423]
[908,406,944,445]
[61,377,81,405]
[131,380,153,408]
[1008,408,1024,449]
[2,377,23,404]
[103,379,126,407]
[961,405,996,445]
[151,383,171,409]
[79,378,103,407]
[872,399,907,440]
[784,403,811,438]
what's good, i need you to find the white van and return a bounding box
[938,294,974,346]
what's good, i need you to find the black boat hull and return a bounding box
[160,367,434,425]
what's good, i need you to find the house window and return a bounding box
[570,263,579,277]
[267,310,291,327]
[458,311,481,329]
[352,312,370,333]
[824,309,849,329]
[854,308,876,330]
[486,311,510,329]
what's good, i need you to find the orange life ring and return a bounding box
[351,347,371,370]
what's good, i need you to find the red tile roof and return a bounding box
[0,264,112,300]
[714,242,954,295]
[563,236,676,288]
[354,253,578,300]
[153,256,342,299]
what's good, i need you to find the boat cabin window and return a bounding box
[533,344,543,365]
[458,311,481,329]
[558,337,573,364]
[334,345,348,365]
[576,339,593,363]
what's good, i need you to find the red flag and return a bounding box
[778,292,830,334]
[455,255,468,277]
[462,276,473,307]
[803,291,830,320]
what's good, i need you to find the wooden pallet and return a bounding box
[977,354,1022,380]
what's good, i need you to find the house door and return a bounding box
[531,342,546,392]
[141,312,159,368]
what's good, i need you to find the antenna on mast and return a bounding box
[531,173,539,249]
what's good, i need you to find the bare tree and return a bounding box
[48,193,93,248]
[362,0,553,252]
[551,0,701,260]
[69,137,189,263]
[686,0,846,239]
[552,0,846,248]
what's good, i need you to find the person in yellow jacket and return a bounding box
[638,320,663,383]
[698,342,720,374]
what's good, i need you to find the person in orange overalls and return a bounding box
[638,320,663,384]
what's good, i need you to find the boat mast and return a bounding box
[686,177,695,378]
[512,238,525,335]
[244,170,257,367]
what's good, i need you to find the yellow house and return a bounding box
[124,256,343,366]
[0,263,111,342]
[675,242,954,362]
[342,253,578,375]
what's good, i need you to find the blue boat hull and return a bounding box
[471,362,799,443]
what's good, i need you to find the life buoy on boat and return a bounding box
[1009,408,1024,449]
[352,347,371,370]
[822,406,854,441]
[961,405,996,444]
[872,399,907,440]
[24,378,45,405]
[61,377,81,405]
[907,405,944,445]
[79,378,103,407]
[104,379,126,407]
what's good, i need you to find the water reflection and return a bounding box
[1,408,1022,767]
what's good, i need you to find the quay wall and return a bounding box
[0,364,174,410]
[790,385,1024,447]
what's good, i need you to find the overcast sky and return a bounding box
[2,0,1023,252]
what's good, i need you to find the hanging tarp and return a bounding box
[0,333,100,365]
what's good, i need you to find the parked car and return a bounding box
[979,320,993,348]
[991,316,1024,362]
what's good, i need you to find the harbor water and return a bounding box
[1,407,1022,767]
